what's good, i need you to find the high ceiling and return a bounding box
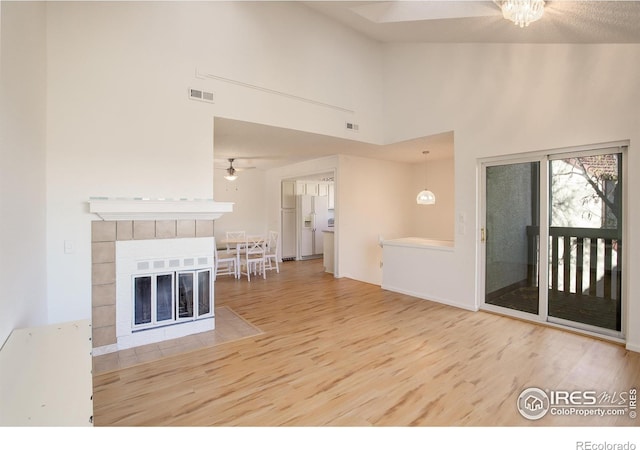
[304,1,640,44]
[214,1,640,172]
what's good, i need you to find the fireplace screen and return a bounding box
[133,269,212,329]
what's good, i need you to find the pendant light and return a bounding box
[416,150,436,205]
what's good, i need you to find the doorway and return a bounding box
[480,143,626,339]
[280,171,336,270]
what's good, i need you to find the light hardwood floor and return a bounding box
[92,259,640,426]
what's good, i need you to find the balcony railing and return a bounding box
[526,226,622,301]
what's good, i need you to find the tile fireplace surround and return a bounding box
[89,197,233,356]
[91,219,218,355]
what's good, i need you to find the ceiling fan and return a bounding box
[224,158,238,181]
[215,158,257,181]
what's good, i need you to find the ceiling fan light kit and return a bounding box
[499,0,545,28]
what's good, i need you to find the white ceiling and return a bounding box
[214,118,454,171]
[304,1,640,44]
[214,1,640,172]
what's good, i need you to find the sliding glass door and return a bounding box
[481,145,625,338]
[484,161,541,316]
[547,152,623,333]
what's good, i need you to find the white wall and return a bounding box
[44,1,384,324]
[338,154,414,285]
[213,167,267,242]
[198,2,385,143]
[46,2,215,323]
[266,154,415,285]
[382,43,640,350]
[265,153,447,286]
[0,1,48,345]
[410,157,455,241]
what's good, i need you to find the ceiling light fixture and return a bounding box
[416,151,436,205]
[224,158,238,181]
[498,0,545,28]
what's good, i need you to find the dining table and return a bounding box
[220,235,266,279]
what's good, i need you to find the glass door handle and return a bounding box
[481,228,486,243]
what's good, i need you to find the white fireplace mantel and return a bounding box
[89,197,234,221]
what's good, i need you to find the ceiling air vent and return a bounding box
[188,88,214,104]
[345,121,359,132]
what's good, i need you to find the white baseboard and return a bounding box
[625,342,640,353]
[381,284,478,312]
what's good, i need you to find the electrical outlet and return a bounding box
[64,240,75,254]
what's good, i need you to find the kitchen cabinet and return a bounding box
[328,183,335,209]
[318,183,329,197]
[281,180,296,209]
[295,181,305,196]
[281,209,297,260]
[305,182,319,196]
[295,181,323,196]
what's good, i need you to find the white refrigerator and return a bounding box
[298,195,329,259]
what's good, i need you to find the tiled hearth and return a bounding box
[91,220,215,353]
[92,305,264,374]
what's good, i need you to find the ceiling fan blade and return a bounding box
[214,160,257,171]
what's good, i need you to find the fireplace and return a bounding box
[89,198,233,356]
[115,237,215,350]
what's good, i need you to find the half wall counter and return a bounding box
[382,237,454,251]
[381,237,474,312]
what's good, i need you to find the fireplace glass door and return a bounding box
[157,274,174,322]
[198,270,211,316]
[133,268,212,330]
[178,272,194,319]
[134,276,152,326]
[134,273,175,327]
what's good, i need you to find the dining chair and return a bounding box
[225,231,246,252]
[240,235,266,281]
[213,237,238,279]
[264,230,280,273]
